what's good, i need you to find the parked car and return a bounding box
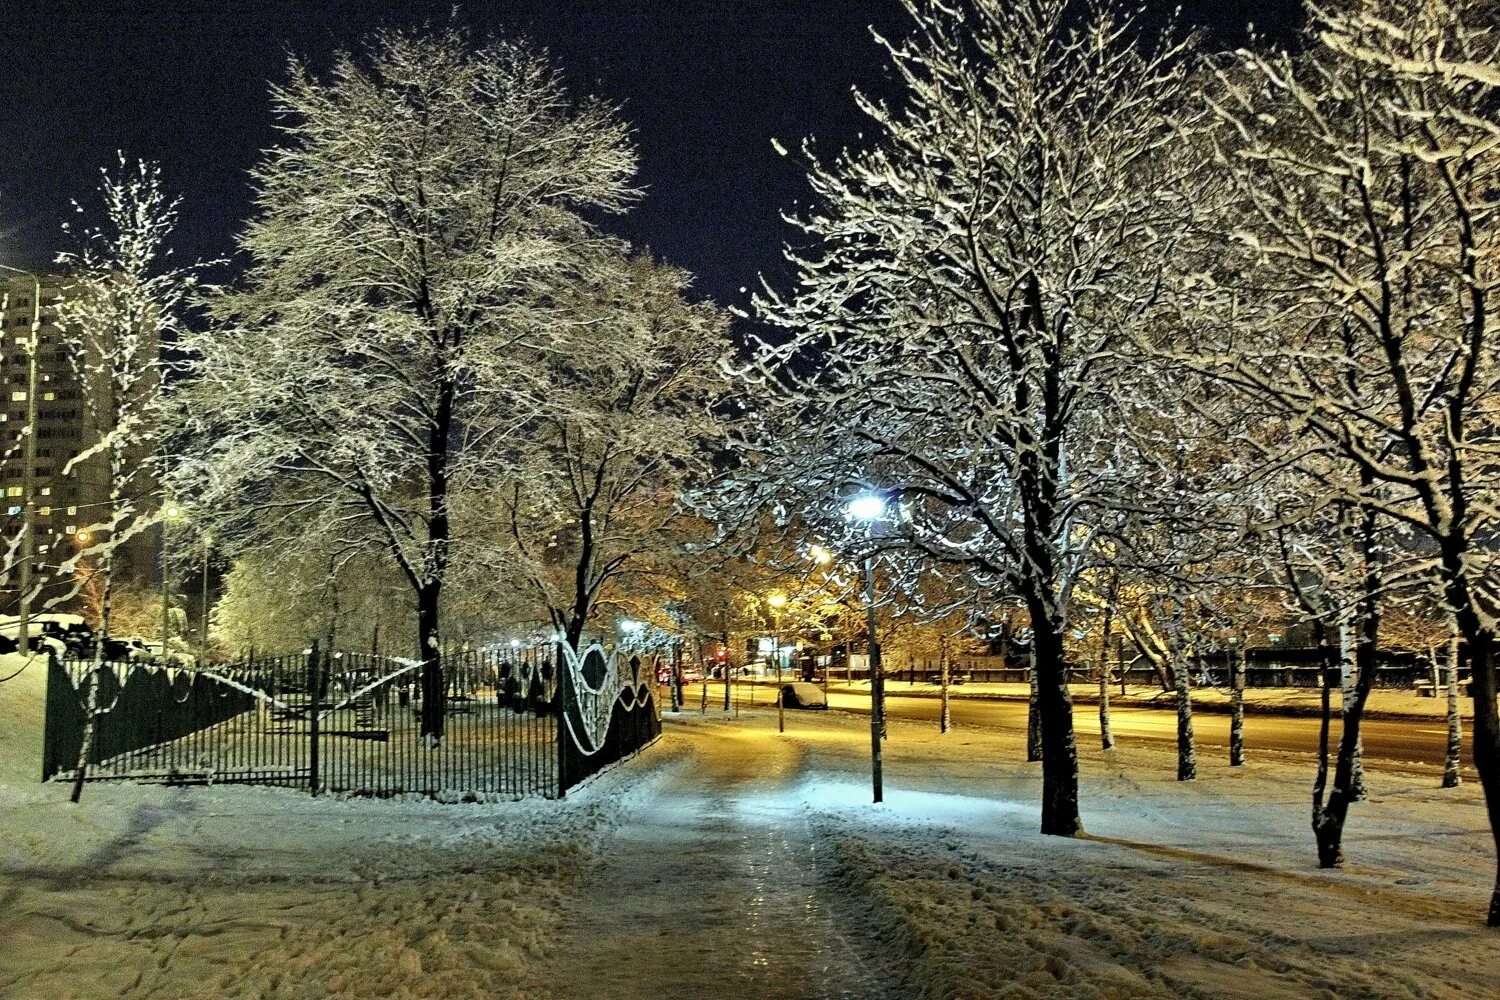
[0,614,94,657]
[780,682,828,710]
[143,642,195,667]
[103,637,155,663]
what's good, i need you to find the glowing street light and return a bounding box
[846,493,888,523]
[808,544,833,566]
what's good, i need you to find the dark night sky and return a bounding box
[2,1,1303,311]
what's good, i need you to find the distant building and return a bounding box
[0,272,157,616]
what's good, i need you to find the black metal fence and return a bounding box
[42,642,662,800]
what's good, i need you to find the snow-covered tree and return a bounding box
[1196,0,1500,921]
[743,0,1200,834]
[53,156,201,653]
[212,544,411,656]
[171,28,638,742]
[487,256,732,649]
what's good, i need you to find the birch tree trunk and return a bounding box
[1098,662,1115,752]
[939,636,951,735]
[1171,633,1196,782]
[1444,634,1462,789]
[1338,615,1367,802]
[1026,642,1043,763]
[1099,575,1116,752]
[1229,644,1245,767]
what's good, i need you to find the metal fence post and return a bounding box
[308,639,321,796]
[555,641,568,798]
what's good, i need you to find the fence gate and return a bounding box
[43,641,661,799]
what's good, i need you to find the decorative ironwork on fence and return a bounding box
[557,643,662,792]
[42,641,661,800]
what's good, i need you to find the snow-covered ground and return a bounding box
[808,677,1475,719]
[0,652,682,998]
[4,654,1498,998]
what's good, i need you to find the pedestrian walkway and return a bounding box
[536,726,887,1000]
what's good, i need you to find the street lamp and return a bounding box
[768,592,787,734]
[846,491,888,803]
[158,501,185,660]
[1,265,41,653]
[199,533,212,664]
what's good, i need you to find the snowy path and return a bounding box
[535,723,888,1000]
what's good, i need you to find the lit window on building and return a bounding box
[66,505,76,515]
[5,486,22,497]
[7,506,19,516]
[10,390,24,401]
[38,506,50,516]
[64,524,75,534]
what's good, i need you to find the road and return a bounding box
[728,683,1471,771]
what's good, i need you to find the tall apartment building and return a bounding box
[1,272,139,615]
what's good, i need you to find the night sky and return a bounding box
[2,1,1302,311]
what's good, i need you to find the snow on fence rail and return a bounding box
[42,643,663,800]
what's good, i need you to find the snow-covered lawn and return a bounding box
[770,711,1496,999]
[0,653,679,999]
[811,677,1473,719]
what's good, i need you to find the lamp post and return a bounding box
[198,533,212,664]
[768,593,787,733]
[159,502,181,660]
[1,266,41,653]
[808,544,834,694]
[847,492,888,804]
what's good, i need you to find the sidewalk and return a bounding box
[734,676,1471,721]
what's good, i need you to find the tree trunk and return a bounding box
[1312,657,1336,865]
[676,642,686,710]
[939,637,951,734]
[416,580,444,744]
[417,354,454,745]
[1449,589,1500,925]
[722,625,732,713]
[1099,578,1117,753]
[1026,642,1043,763]
[1229,644,1245,767]
[1444,634,1463,789]
[1172,634,1196,782]
[1312,606,1380,869]
[1030,607,1080,836]
[1338,616,1367,802]
[71,555,114,805]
